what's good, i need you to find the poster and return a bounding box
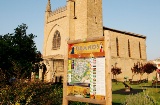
[68,58,91,84]
[95,58,105,96]
[90,57,106,100]
[67,58,91,98]
[68,41,105,58]
[67,41,105,100]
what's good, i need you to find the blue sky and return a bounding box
[0,0,159,60]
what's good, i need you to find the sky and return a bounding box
[0,0,160,60]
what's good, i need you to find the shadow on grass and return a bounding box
[112,102,121,105]
[112,88,143,95]
[142,85,160,88]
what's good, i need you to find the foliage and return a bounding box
[0,81,63,105]
[111,66,122,79]
[0,24,42,83]
[131,62,157,80]
[131,62,142,79]
[123,91,157,105]
[143,63,157,75]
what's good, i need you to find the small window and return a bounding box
[116,37,119,56]
[52,30,61,50]
[128,39,131,57]
[139,42,142,58]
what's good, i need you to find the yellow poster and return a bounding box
[68,41,104,58]
[68,41,104,54]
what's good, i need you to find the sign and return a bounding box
[67,41,105,100]
[68,41,105,58]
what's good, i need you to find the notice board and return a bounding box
[67,41,106,100]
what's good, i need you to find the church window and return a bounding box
[73,2,77,19]
[128,39,131,57]
[139,42,142,58]
[52,30,61,50]
[116,37,119,56]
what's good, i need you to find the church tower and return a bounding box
[67,0,103,40]
[45,0,51,24]
[43,0,52,55]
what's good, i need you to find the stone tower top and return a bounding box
[46,0,51,12]
[67,0,103,40]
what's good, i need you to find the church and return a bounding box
[42,0,148,82]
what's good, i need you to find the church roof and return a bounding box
[103,26,146,39]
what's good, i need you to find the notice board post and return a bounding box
[63,41,69,105]
[63,36,112,105]
[105,31,112,105]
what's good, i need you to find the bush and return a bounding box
[123,90,157,105]
[0,81,98,105]
[0,81,63,105]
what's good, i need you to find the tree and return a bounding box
[111,66,122,80]
[131,63,140,80]
[143,63,157,79]
[0,24,42,82]
[131,62,157,81]
[131,62,144,80]
[138,63,144,80]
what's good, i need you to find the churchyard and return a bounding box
[1,80,160,105]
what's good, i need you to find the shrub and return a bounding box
[123,90,157,105]
[0,81,63,105]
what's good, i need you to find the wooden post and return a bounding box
[63,43,69,105]
[105,31,112,105]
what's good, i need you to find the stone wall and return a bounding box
[104,29,155,81]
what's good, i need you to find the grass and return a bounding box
[112,81,160,105]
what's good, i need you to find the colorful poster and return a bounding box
[67,58,91,98]
[90,58,96,96]
[68,58,91,84]
[67,41,105,100]
[68,41,104,54]
[68,41,105,58]
[96,57,105,96]
[89,57,105,100]
[67,57,105,99]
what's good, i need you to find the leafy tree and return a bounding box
[131,62,157,80]
[131,63,140,80]
[138,63,144,80]
[131,62,144,80]
[111,66,122,80]
[0,24,42,83]
[143,63,157,79]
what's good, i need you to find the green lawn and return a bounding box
[112,81,160,105]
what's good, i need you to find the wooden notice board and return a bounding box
[63,36,112,105]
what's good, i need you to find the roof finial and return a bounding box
[46,0,51,12]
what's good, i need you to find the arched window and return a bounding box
[52,30,61,50]
[139,42,142,58]
[116,37,119,56]
[128,39,131,57]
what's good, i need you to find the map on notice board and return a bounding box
[68,58,91,84]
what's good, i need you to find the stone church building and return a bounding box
[42,0,148,82]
